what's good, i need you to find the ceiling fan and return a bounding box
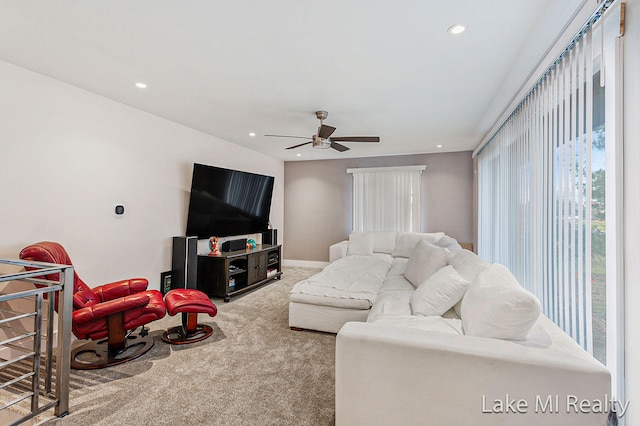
[265,111,380,152]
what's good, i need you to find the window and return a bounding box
[348,165,425,232]
[475,1,624,399]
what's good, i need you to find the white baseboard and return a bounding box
[282,259,329,269]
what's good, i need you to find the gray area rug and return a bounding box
[40,266,333,426]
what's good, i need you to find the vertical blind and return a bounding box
[478,30,594,347]
[476,1,619,354]
[349,166,425,232]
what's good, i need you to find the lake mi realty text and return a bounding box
[481,394,629,417]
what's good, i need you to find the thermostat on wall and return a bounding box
[114,204,125,217]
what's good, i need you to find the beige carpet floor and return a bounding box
[36,266,333,426]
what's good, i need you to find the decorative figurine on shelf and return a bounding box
[247,238,257,249]
[209,236,220,256]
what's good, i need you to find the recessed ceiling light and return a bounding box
[447,24,466,35]
[436,144,443,148]
[296,153,302,157]
[135,82,147,89]
[249,132,256,137]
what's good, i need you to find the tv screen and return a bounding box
[186,163,275,239]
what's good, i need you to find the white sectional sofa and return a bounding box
[289,231,458,333]
[288,231,612,425]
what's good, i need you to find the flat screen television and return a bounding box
[186,163,275,239]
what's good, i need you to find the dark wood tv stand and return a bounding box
[196,244,282,302]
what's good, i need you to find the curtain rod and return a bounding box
[347,165,426,174]
[472,0,617,158]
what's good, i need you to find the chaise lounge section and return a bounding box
[289,231,455,333]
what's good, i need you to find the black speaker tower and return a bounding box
[172,236,198,289]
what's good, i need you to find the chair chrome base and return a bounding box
[71,330,154,370]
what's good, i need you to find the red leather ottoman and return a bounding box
[162,289,218,344]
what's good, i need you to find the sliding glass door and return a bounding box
[476,1,624,400]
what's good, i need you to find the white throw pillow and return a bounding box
[387,258,409,277]
[461,263,541,341]
[370,231,397,254]
[403,240,449,288]
[392,232,444,258]
[347,233,373,256]
[435,236,462,250]
[411,265,469,316]
[447,249,490,317]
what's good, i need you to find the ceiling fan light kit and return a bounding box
[312,135,331,149]
[266,110,380,152]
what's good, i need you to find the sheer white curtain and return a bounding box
[349,166,425,232]
[475,1,623,397]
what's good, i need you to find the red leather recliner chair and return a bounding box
[19,242,166,369]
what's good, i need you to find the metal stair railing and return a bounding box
[0,259,73,425]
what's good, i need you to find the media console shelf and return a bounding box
[196,244,282,302]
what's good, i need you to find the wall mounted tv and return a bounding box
[186,163,275,239]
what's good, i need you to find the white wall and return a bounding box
[0,59,284,290]
[284,152,473,262]
[623,0,640,423]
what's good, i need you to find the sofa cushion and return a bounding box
[392,232,445,258]
[447,249,490,316]
[447,249,490,282]
[379,275,415,293]
[367,291,413,322]
[460,263,541,341]
[370,315,463,335]
[386,257,409,277]
[347,233,374,256]
[410,265,469,316]
[435,236,462,250]
[289,253,393,309]
[370,231,397,254]
[403,240,448,288]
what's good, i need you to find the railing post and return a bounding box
[54,265,73,417]
[31,293,44,413]
[44,297,54,394]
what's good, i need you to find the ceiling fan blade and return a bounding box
[330,142,350,152]
[265,134,310,139]
[317,125,336,139]
[330,136,380,143]
[285,141,313,150]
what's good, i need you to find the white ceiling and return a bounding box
[0,1,588,161]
